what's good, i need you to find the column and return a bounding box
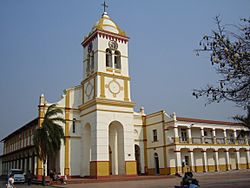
[37,94,45,178]
[17,160,19,170]
[202,150,208,172]
[236,150,240,169]
[189,150,195,172]
[64,90,70,176]
[245,136,249,145]
[212,128,216,144]
[174,127,179,144]
[29,157,32,172]
[234,130,238,144]
[20,159,23,171]
[214,150,219,171]
[223,129,227,144]
[247,150,250,169]
[34,156,37,176]
[23,158,26,172]
[3,162,6,175]
[201,128,204,144]
[175,151,181,173]
[225,150,230,170]
[187,127,192,144]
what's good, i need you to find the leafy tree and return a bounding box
[33,104,65,184]
[233,105,250,138]
[193,16,250,108]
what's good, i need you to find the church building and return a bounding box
[1,7,250,178]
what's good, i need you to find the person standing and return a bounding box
[6,174,15,188]
[26,170,32,186]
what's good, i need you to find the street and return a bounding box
[1,169,250,188]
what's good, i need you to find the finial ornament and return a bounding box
[101,1,108,13]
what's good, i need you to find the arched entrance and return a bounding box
[154,153,160,175]
[206,148,216,172]
[229,148,237,170]
[109,121,125,175]
[135,144,141,174]
[239,148,248,169]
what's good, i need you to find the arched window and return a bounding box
[90,51,94,71]
[106,48,112,68]
[86,54,90,74]
[114,50,121,69]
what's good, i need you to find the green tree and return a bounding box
[233,106,250,138]
[33,104,65,185]
[193,16,250,108]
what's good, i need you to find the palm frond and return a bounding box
[33,104,65,162]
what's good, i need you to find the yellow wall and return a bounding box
[240,164,247,169]
[218,164,227,171]
[90,161,109,177]
[207,165,216,172]
[195,165,204,173]
[125,161,137,175]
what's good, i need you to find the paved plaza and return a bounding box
[1,169,250,188]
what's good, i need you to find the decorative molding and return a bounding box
[79,98,135,112]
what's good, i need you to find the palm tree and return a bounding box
[233,106,250,138]
[33,104,65,185]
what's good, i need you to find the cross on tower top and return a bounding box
[101,1,108,13]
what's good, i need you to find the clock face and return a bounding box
[109,80,120,94]
[108,40,118,50]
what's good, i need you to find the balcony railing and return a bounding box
[192,137,202,144]
[227,138,236,144]
[216,138,225,144]
[171,136,250,145]
[204,137,214,144]
[238,138,246,145]
[179,137,188,143]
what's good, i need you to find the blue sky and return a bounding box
[0,0,249,153]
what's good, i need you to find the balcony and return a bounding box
[227,138,236,144]
[192,137,202,144]
[204,137,214,144]
[171,136,250,145]
[238,138,246,145]
[216,138,225,144]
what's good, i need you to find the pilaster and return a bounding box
[64,90,70,176]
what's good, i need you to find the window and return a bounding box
[72,118,76,133]
[204,130,208,136]
[86,54,90,73]
[90,51,94,71]
[181,128,187,142]
[106,48,112,68]
[114,50,121,69]
[153,129,157,142]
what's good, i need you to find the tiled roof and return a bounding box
[176,117,239,126]
[0,118,38,142]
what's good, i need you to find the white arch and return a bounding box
[109,121,124,175]
[81,123,91,177]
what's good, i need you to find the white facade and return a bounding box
[1,10,250,178]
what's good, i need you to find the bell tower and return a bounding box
[81,11,131,104]
[79,5,136,178]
